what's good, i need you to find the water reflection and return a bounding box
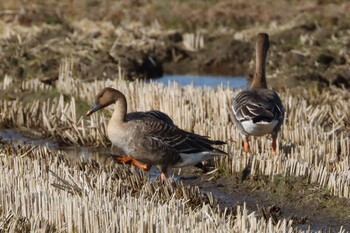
[0,128,58,148]
[0,128,174,180]
[149,74,248,88]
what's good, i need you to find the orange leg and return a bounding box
[116,155,133,164]
[131,158,152,171]
[160,173,167,183]
[160,167,168,183]
[272,138,277,156]
[117,156,151,171]
[243,140,250,153]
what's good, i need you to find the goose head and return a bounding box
[86,87,122,116]
[256,33,270,54]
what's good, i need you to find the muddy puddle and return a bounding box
[1,128,349,232]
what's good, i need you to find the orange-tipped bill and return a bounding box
[86,102,102,116]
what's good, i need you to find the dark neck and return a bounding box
[250,43,268,89]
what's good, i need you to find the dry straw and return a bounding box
[0,144,297,232]
[0,59,349,199]
[0,11,349,232]
[1,61,349,232]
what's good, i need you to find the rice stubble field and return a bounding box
[0,61,349,232]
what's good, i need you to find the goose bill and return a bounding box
[86,102,103,116]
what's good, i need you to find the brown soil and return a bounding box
[1,0,350,88]
[181,169,350,231]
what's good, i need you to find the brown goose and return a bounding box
[87,87,228,181]
[231,33,285,156]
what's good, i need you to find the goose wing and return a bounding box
[141,119,227,155]
[126,110,174,125]
[232,89,285,123]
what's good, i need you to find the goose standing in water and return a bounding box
[87,87,228,181]
[231,33,285,156]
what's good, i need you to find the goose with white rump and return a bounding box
[231,33,285,156]
[87,87,228,181]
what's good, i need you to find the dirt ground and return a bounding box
[0,0,350,88]
[181,169,350,231]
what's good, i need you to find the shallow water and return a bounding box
[0,128,171,180]
[148,74,248,88]
[0,129,58,148]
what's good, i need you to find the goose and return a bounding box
[231,33,285,156]
[87,87,228,181]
